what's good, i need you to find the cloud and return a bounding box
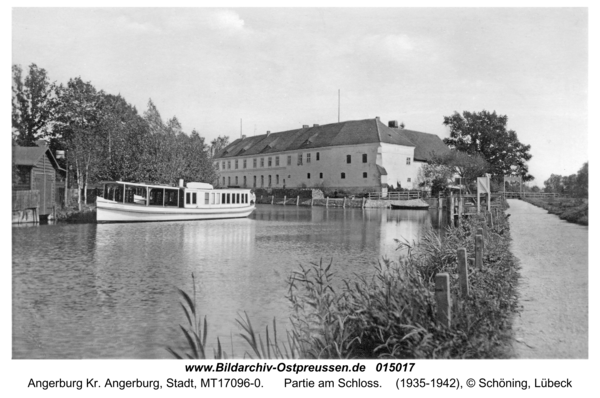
[208,10,245,32]
[358,34,415,62]
[116,15,160,34]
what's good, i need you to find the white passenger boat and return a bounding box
[96,180,256,223]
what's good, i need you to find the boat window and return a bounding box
[192,193,197,204]
[227,193,231,204]
[211,193,215,204]
[186,192,190,204]
[222,193,226,204]
[205,192,210,205]
[237,193,240,203]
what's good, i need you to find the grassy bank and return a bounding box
[521,197,588,226]
[169,212,520,359]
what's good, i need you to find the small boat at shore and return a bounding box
[390,199,430,210]
[96,180,256,223]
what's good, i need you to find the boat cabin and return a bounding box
[100,181,253,209]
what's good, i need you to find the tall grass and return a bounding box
[169,212,519,359]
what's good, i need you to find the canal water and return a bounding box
[12,205,442,359]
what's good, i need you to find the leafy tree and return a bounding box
[143,99,166,135]
[50,77,104,210]
[429,150,489,193]
[210,135,230,158]
[12,64,56,146]
[417,163,454,196]
[443,110,533,181]
[543,174,563,193]
[575,162,588,197]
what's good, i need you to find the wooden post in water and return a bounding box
[475,234,484,270]
[326,197,329,207]
[477,227,485,250]
[283,195,286,206]
[435,273,451,327]
[457,248,469,297]
[311,198,314,206]
[362,197,366,208]
[296,196,300,206]
[343,197,346,208]
[271,195,274,205]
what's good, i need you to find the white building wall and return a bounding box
[214,143,382,193]
[378,143,418,190]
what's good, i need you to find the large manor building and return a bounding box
[213,117,448,194]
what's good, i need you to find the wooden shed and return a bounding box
[13,141,65,220]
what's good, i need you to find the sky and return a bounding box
[11,7,588,185]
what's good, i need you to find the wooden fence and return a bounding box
[368,190,423,200]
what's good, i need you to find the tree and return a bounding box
[429,150,489,193]
[543,174,563,193]
[50,77,104,210]
[417,163,454,196]
[12,64,56,146]
[443,110,533,181]
[210,135,230,158]
[575,162,588,197]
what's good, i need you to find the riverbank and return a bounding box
[521,197,588,225]
[170,208,520,359]
[54,204,96,223]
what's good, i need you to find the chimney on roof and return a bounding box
[388,120,399,128]
[241,135,246,140]
[313,124,319,127]
[375,116,380,121]
[302,125,309,128]
[266,130,271,137]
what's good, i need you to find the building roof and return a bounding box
[214,118,448,162]
[13,145,64,171]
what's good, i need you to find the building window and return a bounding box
[253,176,256,187]
[228,176,230,186]
[276,156,280,166]
[320,172,323,179]
[316,152,320,161]
[307,153,311,163]
[268,157,272,167]
[222,161,225,169]
[260,158,264,167]
[406,157,411,165]
[235,176,238,185]
[307,173,311,179]
[243,159,247,169]
[222,177,225,186]
[235,160,238,169]
[363,154,367,163]
[276,175,279,185]
[407,178,411,182]
[283,179,286,187]
[227,161,231,169]
[253,158,257,168]
[215,162,219,170]
[341,172,346,179]
[297,153,303,165]
[268,175,272,187]
[346,155,351,164]
[261,175,264,187]
[243,176,247,187]
[287,156,292,166]
[363,172,367,178]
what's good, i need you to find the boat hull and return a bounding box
[97,199,255,223]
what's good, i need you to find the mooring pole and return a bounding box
[457,248,469,297]
[435,273,451,327]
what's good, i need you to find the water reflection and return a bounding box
[13,205,436,358]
